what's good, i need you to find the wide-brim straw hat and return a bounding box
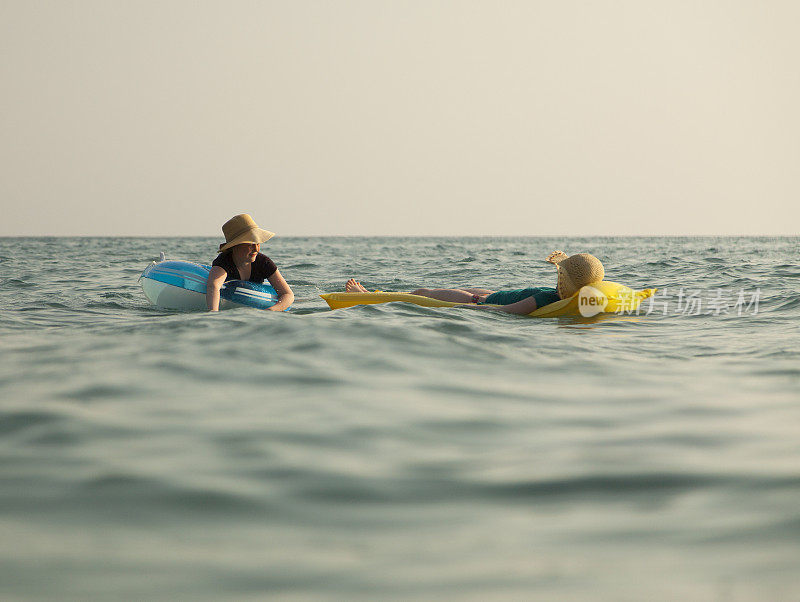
[218,214,275,252]
[546,251,605,298]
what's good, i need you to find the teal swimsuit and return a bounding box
[481,287,560,308]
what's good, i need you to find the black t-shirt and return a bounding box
[211,252,277,283]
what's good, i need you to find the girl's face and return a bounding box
[232,242,259,264]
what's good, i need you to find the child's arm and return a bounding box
[457,296,539,315]
[206,266,228,311]
[266,269,294,311]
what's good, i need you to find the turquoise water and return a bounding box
[1,236,798,600]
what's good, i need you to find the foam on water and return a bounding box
[1,236,799,600]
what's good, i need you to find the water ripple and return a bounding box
[1,235,799,600]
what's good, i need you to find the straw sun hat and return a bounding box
[218,214,275,252]
[546,251,605,298]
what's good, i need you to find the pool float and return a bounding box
[140,257,282,311]
[321,281,656,318]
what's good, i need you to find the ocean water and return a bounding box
[1,235,798,601]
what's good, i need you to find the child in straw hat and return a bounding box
[206,214,294,311]
[344,251,604,315]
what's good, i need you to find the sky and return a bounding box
[1,1,798,237]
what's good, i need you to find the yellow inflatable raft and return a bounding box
[320,281,656,318]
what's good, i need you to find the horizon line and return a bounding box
[0,233,797,239]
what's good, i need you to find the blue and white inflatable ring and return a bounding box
[140,259,282,311]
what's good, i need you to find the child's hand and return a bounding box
[547,250,568,264]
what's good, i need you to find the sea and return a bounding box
[0,236,798,601]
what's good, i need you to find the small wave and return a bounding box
[483,472,717,500]
[25,301,72,310]
[76,472,267,515]
[100,292,136,299]
[84,301,130,310]
[0,409,65,436]
[58,383,140,402]
[771,296,800,312]
[293,471,763,505]
[1,278,36,288]
[750,348,800,360]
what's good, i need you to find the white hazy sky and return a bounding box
[1,1,798,236]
